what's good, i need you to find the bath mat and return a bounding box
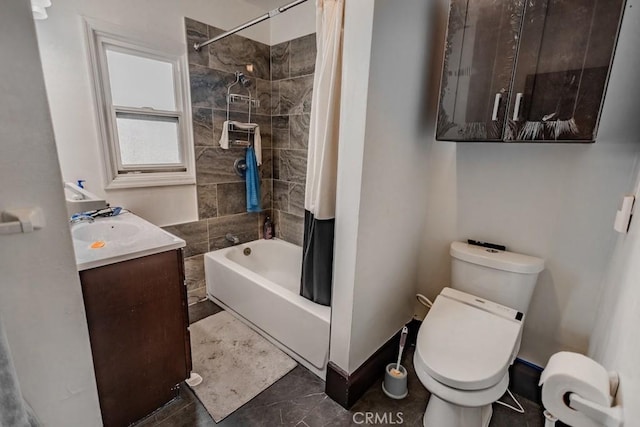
[188,311,297,422]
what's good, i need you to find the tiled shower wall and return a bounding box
[271,34,315,246]
[165,18,315,303]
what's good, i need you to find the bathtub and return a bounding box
[204,239,330,378]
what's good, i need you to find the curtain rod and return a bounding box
[193,0,309,51]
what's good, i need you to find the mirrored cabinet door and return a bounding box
[436,0,524,141]
[506,0,626,142]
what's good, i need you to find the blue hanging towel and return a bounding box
[245,146,261,213]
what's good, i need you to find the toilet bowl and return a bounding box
[413,242,544,426]
[414,287,524,427]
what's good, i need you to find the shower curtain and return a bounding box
[0,315,39,427]
[300,0,345,306]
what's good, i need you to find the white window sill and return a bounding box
[105,172,196,190]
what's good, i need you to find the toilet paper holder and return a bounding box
[566,372,622,427]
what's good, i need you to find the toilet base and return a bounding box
[423,394,492,427]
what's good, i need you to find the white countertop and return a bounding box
[72,212,186,271]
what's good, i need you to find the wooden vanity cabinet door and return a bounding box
[506,0,626,142]
[436,0,524,141]
[80,249,190,427]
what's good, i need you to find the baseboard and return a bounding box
[325,320,420,409]
[405,318,422,346]
[325,339,398,409]
[509,358,543,404]
[325,362,353,409]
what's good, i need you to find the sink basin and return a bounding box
[72,220,141,244]
[71,212,185,271]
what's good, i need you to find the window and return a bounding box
[86,21,195,188]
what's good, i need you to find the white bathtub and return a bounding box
[204,238,330,378]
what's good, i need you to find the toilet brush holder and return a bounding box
[382,363,408,399]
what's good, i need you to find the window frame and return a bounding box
[85,20,195,189]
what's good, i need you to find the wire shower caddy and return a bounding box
[225,71,260,146]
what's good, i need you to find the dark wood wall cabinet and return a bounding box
[80,249,192,427]
[436,0,626,142]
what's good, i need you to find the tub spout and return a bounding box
[226,233,240,245]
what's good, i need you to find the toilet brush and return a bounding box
[390,326,408,377]
[383,326,409,399]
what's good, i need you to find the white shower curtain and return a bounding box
[301,0,344,306]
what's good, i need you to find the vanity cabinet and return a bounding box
[436,0,626,142]
[80,249,191,427]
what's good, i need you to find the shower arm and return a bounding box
[193,0,309,51]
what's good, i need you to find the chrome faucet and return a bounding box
[225,233,240,245]
[69,214,95,225]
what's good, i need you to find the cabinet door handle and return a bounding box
[512,92,524,121]
[491,93,502,121]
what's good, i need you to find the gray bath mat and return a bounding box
[188,311,297,422]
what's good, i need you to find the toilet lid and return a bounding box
[415,288,522,391]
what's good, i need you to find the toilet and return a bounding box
[414,242,544,427]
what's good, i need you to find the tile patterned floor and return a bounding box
[135,300,547,427]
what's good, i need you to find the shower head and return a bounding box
[236,72,252,88]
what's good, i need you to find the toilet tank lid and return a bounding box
[450,242,544,274]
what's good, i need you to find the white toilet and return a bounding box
[414,241,544,427]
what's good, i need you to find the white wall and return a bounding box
[35,0,270,226]
[330,0,375,372]
[270,0,315,45]
[417,1,640,367]
[0,1,102,425]
[331,0,446,373]
[588,165,640,421]
[588,0,640,420]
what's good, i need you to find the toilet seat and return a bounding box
[414,352,510,407]
[415,288,523,391]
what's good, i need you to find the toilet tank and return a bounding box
[450,242,544,313]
